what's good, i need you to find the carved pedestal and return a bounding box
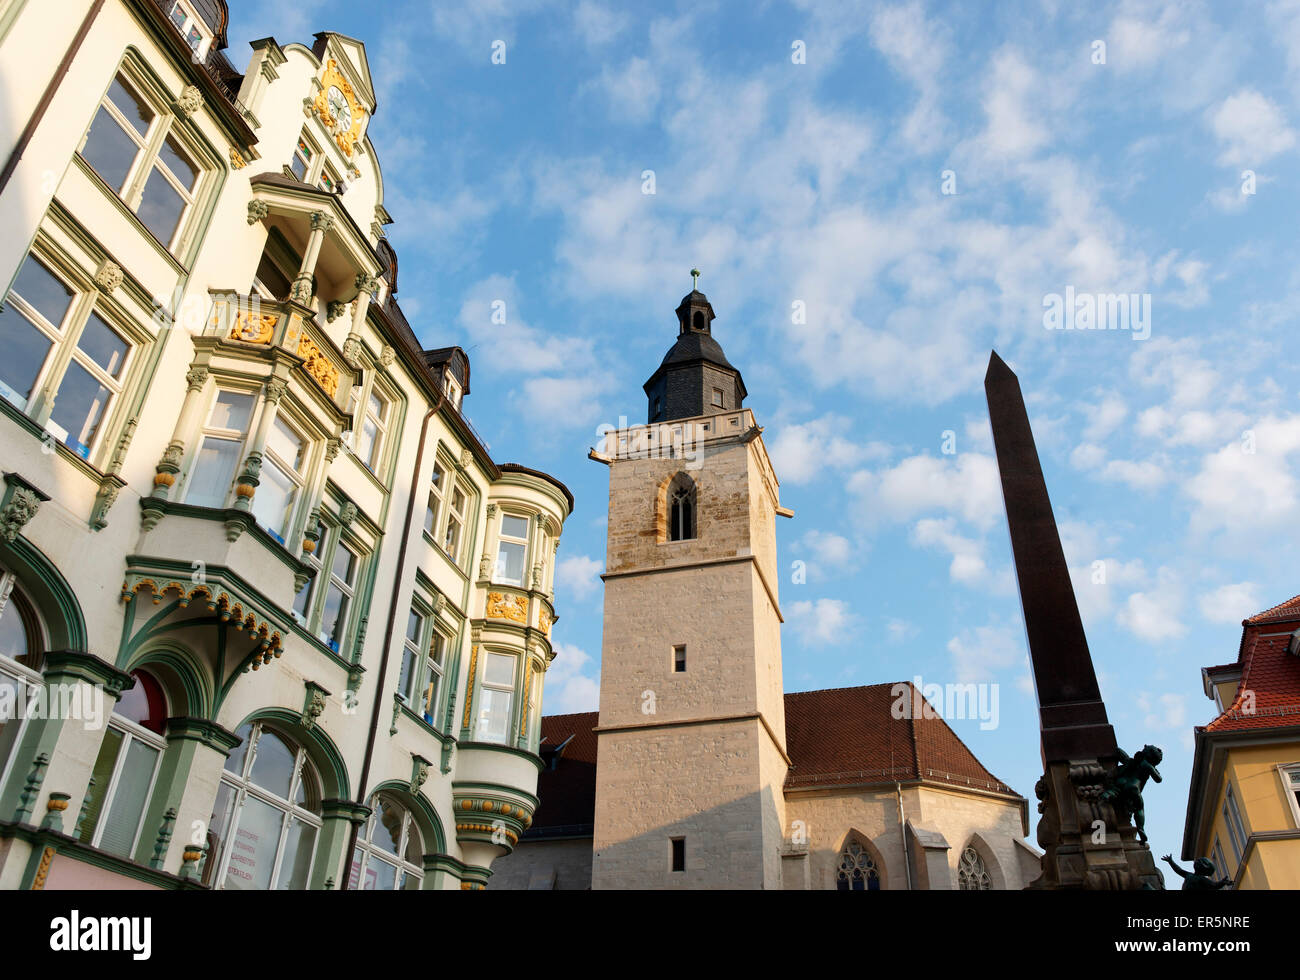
[1029,760,1164,890]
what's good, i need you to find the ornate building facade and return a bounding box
[489,289,1041,890]
[1183,594,1300,889]
[0,0,571,890]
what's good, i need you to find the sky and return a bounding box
[226,0,1300,864]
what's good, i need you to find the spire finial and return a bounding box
[690,268,700,290]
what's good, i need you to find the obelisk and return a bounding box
[985,351,1162,889]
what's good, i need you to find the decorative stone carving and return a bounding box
[486,504,497,519]
[379,344,395,368]
[478,555,491,579]
[486,592,528,624]
[327,300,348,323]
[310,211,335,233]
[338,500,358,526]
[264,376,288,405]
[289,273,314,304]
[296,334,339,395]
[229,311,277,345]
[247,199,270,225]
[175,85,204,118]
[459,448,473,469]
[229,147,248,170]
[302,682,328,730]
[411,755,431,794]
[1,489,41,543]
[325,438,342,463]
[185,366,209,392]
[341,333,363,369]
[92,260,123,293]
[89,475,125,532]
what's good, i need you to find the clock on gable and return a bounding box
[311,59,366,157]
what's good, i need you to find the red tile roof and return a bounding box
[527,683,1020,835]
[1203,596,1300,734]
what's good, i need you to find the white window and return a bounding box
[205,722,321,890]
[79,671,167,859]
[1281,764,1300,828]
[397,605,425,702]
[443,373,461,410]
[251,415,307,544]
[0,575,42,794]
[494,515,530,586]
[355,389,389,472]
[349,793,423,890]
[292,516,326,624]
[477,652,516,745]
[711,387,723,407]
[421,631,446,728]
[289,131,315,182]
[443,485,466,561]
[79,71,202,250]
[319,539,359,654]
[1223,783,1248,862]
[185,389,256,509]
[424,464,444,538]
[167,1,212,58]
[0,255,134,459]
[319,165,344,195]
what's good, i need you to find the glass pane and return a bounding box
[292,575,314,617]
[168,2,187,29]
[501,515,528,539]
[186,436,240,508]
[251,458,295,542]
[404,819,423,866]
[78,727,122,844]
[208,390,255,432]
[114,671,165,732]
[0,675,26,783]
[97,737,159,857]
[0,601,28,659]
[276,818,316,889]
[248,728,296,799]
[397,644,416,700]
[485,652,515,686]
[11,256,74,326]
[443,517,460,556]
[76,313,128,378]
[266,417,304,471]
[107,75,152,135]
[0,309,52,407]
[452,488,466,514]
[290,154,308,180]
[431,466,443,490]
[320,586,349,652]
[429,632,445,666]
[81,106,140,190]
[372,797,403,856]
[224,723,254,776]
[223,794,283,890]
[363,855,398,890]
[422,674,440,725]
[423,495,437,535]
[496,540,525,583]
[49,360,111,457]
[254,253,293,300]
[138,166,187,245]
[331,543,357,585]
[202,782,236,886]
[478,688,513,744]
[361,418,379,466]
[406,609,423,643]
[157,136,197,192]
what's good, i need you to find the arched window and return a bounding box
[204,721,322,889]
[668,475,695,542]
[349,792,424,890]
[692,310,705,331]
[836,839,880,890]
[0,572,44,798]
[80,670,168,858]
[958,846,991,890]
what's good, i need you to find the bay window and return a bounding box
[78,70,205,252]
[354,388,389,472]
[443,486,466,560]
[421,630,446,728]
[319,539,359,654]
[477,651,516,745]
[204,721,321,890]
[349,793,423,890]
[78,671,167,859]
[494,515,529,586]
[184,389,255,509]
[397,605,425,702]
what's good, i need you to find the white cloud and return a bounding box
[1198,582,1261,624]
[787,598,858,645]
[851,452,1002,530]
[1207,89,1297,167]
[1186,415,1300,533]
[1137,691,1187,730]
[556,554,603,601]
[544,642,601,714]
[573,0,629,47]
[797,530,859,579]
[979,48,1048,160]
[1118,570,1187,642]
[769,414,889,485]
[946,622,1023,683]
[911,517,1007,591]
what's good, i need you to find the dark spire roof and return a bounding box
[643,288,747,422]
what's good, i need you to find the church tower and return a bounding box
[589,280,792,889]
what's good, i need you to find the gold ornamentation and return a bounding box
[46,797,68,812]
[519,658,533,737]
[462,645,479,730]
[230,147,247,170]
[537,607,551,635]
[296,334,340,397]
[486,592,527,624]
[228,310,278,345]
[153,472,175,488]
[31,846,55,890]
[313,60,366,158]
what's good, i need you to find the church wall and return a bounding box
[784,788,907,889]
[912,784,1031,889]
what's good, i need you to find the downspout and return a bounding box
[341,395,442,888]
[0,0,106,195]
[897,781,914,891]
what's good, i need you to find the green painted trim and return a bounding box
[321,798,371,823]
[450,780,540,809]
[164,716,241,754]
[452,742,545,773]
[228,707,351,800]
[135,500,316,578]
[368,779,447,853]
[0,533,88,651]
[0,0,30,45]
[0,820,207,889]
[396,701,454,747]
[41,650,133,697]
[127,647,213,718]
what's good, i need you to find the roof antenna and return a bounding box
[690,267,700,290]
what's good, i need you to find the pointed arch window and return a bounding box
[836,839,880,890]
[958,845,992,890]
[668,475,695,542]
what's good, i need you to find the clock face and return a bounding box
[326,85,352,129]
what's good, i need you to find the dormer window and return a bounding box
[168,1,212,58]
[443,373,461,410]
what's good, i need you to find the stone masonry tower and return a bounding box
[589,282,792,889]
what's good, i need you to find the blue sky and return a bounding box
[228,0,1300,861]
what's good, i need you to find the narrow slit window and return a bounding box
[673,645,686,673]
[671,837,685,872]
